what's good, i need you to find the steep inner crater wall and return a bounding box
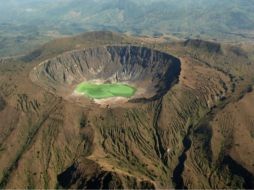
[30,46,181,106]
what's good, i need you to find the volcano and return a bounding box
[31,46,180,106]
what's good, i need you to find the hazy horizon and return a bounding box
[0,0,254,56]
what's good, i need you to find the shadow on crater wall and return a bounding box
[30,45,181,105]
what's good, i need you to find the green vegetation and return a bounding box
[75,82,136,99]
[1,0,254,56]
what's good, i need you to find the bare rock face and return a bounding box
[30,46,181,106]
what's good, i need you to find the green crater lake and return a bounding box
[75,82,136,99]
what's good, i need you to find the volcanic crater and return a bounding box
[30,45,181,106]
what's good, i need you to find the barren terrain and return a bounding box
[0,31,254,189]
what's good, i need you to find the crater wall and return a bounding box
[30,46,181,105]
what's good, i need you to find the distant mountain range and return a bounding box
[0,0,254,56]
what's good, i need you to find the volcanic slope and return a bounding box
[30,45,181,106]
[0,31,254,189]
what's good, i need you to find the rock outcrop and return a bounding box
[30,46,181,105]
